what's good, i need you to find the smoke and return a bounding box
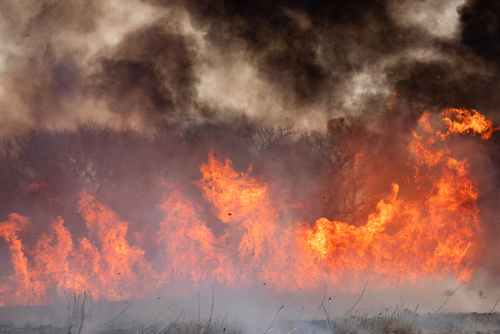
[1,0,500,314]
[3,0,499,132]
[1,0,499,129]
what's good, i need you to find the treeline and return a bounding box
[0,117,411,242]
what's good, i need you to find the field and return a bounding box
[2,309,500,334]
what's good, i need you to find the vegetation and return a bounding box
[1,119,481,334]
[3,309,500,334]
[0,117,409,234]
[1,291,500,334]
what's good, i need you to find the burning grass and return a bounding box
[0,109,499,334]
[1,109,496,306]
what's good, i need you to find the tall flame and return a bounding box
[0,109,495,306]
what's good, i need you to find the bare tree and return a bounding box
[242,122,293,156]
[304,118,397,225]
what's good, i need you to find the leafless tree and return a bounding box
[242,122,293,156]
[304,118,397,225]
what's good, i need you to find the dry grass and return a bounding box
[278,306,419,334]
[335,305,419,334]
[135,317,242,334]
[64,289,93,334]
[2,299,500,334]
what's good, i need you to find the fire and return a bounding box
[440,108,498,140]
[156,183,234,290]
[0,214,33,305]
[77,189,156,301]
[0,109,496,306]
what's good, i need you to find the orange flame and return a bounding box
[440,108,498,140]
[0,109,495,306]
[157,183,234,290]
